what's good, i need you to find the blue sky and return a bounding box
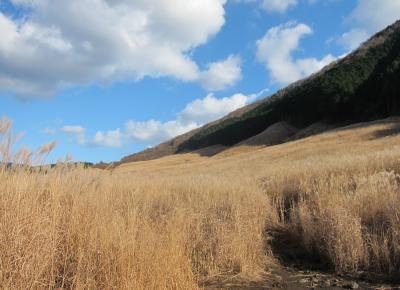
[0,0,399,163]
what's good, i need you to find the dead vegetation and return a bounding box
[1,117,400,289]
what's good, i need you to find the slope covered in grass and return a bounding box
[119,117,400,284]
[3,117,400,288]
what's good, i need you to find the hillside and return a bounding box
[115,117,400,288]
[4,114,400,289]
[117,117,400,174]
[120,20,400,163]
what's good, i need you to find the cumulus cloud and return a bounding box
[92,129,123,148]
[46,91,262,147]
[0,0,243,97]
[179,93,254,124]
[338,0,400,50]
[256,22,335,85]
[125,120,198,143]
[46,125,123,148]
[200,55,242,91]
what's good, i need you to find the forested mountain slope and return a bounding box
[121,20,400,163]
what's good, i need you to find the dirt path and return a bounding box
[202,266,396,289]
[202,229,400,290]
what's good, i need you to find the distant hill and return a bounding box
[120,20,400,164]
[120,98,263,163]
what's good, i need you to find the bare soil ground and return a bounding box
[203,228,399,290]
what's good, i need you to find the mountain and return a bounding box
[120,99,263,163]
[120,20,400,164]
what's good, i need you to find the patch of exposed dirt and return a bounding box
[238,122,297,147]
[202,229,400,289]
[201,267,390,290]
[293,123,334,140]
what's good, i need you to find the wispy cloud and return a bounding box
[338,0,400,50]
[235,0,298,13]
[60,125,86,145]
[41,128,56,135]
[260,0,298,13]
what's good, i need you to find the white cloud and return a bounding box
[200,55,242,91]
[260,0,298,12]
[235,0,298,12]
[52,125,123,148]
[234,0,338,13]
[0,0,242,97]
[338,28,369,51]
[179,93,255,124]
[338,0,400,50]
[92,129,123,148]
[50,91,261,147]
[349,0,400,32]
[125,120,198,143]
[60,125,85,135]
[58,125,124,148]
[256,22,335,85]
[60,125,86,144]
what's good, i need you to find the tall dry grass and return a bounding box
[2,117,400,289]
[274,167,400,275]
[0,118,276,289]
[258,123,400,276]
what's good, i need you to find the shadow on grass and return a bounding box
[266,226,400,287]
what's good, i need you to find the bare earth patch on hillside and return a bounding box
[237,122,297,146]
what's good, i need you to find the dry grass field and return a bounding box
[1,117,400,289]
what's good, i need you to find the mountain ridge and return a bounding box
[119,20,400,164]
